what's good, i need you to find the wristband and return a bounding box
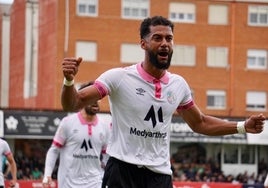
[63,78,74,86]
[237,121,246,134]
[42,176,48,184]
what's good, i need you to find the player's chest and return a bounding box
[116,80,180,110]
[67,125,105,143]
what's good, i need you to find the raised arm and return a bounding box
[61,57,101,111]
[180,104,265,136]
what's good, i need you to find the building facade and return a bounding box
[0,0,268,177]
[1,0,267,117]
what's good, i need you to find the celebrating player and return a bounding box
[60,16,265,188]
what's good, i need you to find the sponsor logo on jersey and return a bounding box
[130,127,167,138]
[73,154,98,159]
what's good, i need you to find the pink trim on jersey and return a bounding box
[53,140,63,148]
[136,63,169,84]
[153,79,161,98]
[137,63,169,99]
[176,100,194,111]
[101,148,107,154]
[94,81,108,98]
[78,111,98,135]
[4,151,12,156]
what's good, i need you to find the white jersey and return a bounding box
[0,138,12,186]
[44,112,111,188]
[94,62,193,175]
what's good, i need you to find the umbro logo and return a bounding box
[136,88,146,96]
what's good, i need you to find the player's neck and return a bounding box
[80,110,97,123]
[142,61,166,79]
[85,115,96,122]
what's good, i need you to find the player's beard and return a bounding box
[148,49,172,70]
[85,106,97,115]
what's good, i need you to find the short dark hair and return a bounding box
[78,81,94,91]
[139,16,174,39]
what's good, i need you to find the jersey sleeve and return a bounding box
[52,117,69,147]
[2,140,11,156]
[43,144,60,177]
[176,77,194,111]
[43,117,69,177]
[95,67,126,95]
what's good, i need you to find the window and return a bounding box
[248,6,268,26]
[207,47,228,67]
[223,145,238,164]
[223,145,256,164]
[247,49,267,70]
[246,91,266,111]
[207,90,226,109]
[208,5,228,25]
[77,0,98,17]
[241,145,255,164]
[169,2,195,23]
[120,43,143,63]
[172,45,196,66]
[122,0,149,19]
[76,41,97,62]
[1,14,10,106]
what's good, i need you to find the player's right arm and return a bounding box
[42,145,60,187]
[61,57,102,112]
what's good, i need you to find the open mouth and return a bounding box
[158,51,169,59]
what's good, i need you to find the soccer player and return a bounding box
[42,81,111,188]
[0,138,17,188]
[60,16,266,188]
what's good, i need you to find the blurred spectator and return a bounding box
[32,167,43,180]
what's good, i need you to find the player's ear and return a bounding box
[140,39,147,50]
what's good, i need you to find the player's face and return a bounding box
[145,25,173,70]
[84,101,100,115]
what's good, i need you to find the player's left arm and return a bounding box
[180,104,266,136]
[6,153,17,187]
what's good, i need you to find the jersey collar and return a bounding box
[136,62,169,84]
[78,111,98,126]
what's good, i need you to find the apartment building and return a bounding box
[0,0,268,177]
[0,0,266,117]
